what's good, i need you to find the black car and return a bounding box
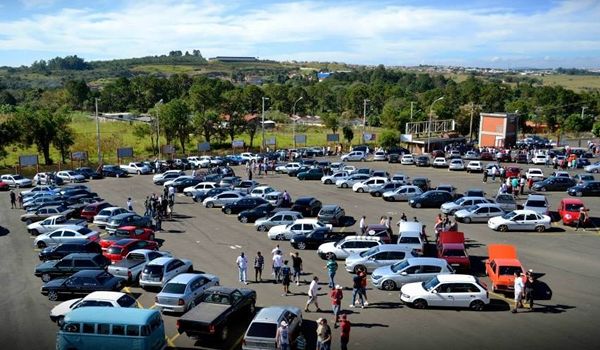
[415,156,430,167]
[532,177,577,192]
[106,213,153,232]
[412,177,431,192]
[75,167,103,179]
[291,197,322,217]
[38,240,102,261]
[409,190,454,208]
[515,154,529,164]
[370,182,403,197]
[40,270,124,301]
[102,165,128,178]
[172,178,203,192]
[567,181,600,197]
[222,197,268,215]
[290,227,344,250]
[34,253,110,282]
[237,203,276,223]
[288,166,311,177]
[388,154,401,163]
[193,187,229,202]
[577,158,591,168]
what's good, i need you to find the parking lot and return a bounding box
[1,158,600,350]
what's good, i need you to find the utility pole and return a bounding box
[156,99,163,160]
[581,106,588,119]
[410,101,415,120]
[468,102,475,143]
[292,96,303,148]
[95,98,101,164]
[362,99,369,143]
[262,97,269,151]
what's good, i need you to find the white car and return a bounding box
[340,151,366,162]
[240,152,262,163]
[466,161,483,173]
[335,174,370,188]
[203,191,246,208]
[20,185,59,197]
[400,154,415,165]
[464,151,480,160]
[400,274,490,311]
[382,185,423,201]
[372,151,387,161]
[352,177,389,193]
[264,191,284,206]
[120,162,152,175]
[250,185,276,198]
[139,257,194,289]
[267,218,332,240]
[0,174,33,188]
[551,171,570,179]
[440,196,490,215]
[33,226,99,249]
[317,236,383,260]
[49,291,138,326]
[321,171,349,185]
[152,170,184,184]
[275,162,301,174]
[525,168,545,181]
[531,154,547,165]
[341,165,357,173]
[183,182,218,197]
[390,173,409,184]
[93,207,129,227]
[55,171,85,183]
[432,157,448,168]
[487,209,551,232]
[448,159,465,171]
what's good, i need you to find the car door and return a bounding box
[524,213,539,229]
[418,265,443,283]
[55,258,75,276]
[473,206,489,222]
[429,283,458,307]
[509,214,528,230]
[448,283,479,307]
[369,251,395,270]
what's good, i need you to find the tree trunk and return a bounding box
[41,144,52,165]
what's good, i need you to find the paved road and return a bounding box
[1,159,599,349]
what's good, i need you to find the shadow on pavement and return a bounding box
[468,255,487,277]
[0,226,9,236]
[531,303,575,314]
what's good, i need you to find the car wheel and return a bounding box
[413,299,427,309]
[325,179,332,184]
[224,208,232,215]
[469,300,485,311]
[26,219,32,225]
[374,192,381,197]
[41,273,52,282]
[463,217,472,224]
[357,188,364,193]
[381,280,396,291]
[220,326,228,341]
[576,191,583,197]
[297,242,307,250]
[48,291,59,301]
[535,225,546,232]
[257,225,267,232]
[342,183,348,188]
[540,187,547,192]
[29,229,39,236]
[37,241,47,249]
[240,216,249,223]
[498,225,508,232]
[276,234,285,241]
[415,203,422,208]
[354,265,366,274]
[206,202,214,208]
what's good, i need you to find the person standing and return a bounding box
[575,206,588,231]
[281,260,292,296]
[154,211,162,231]
[291,252,303,286]
[330,285,343,327]
[17,192,23,209]
[349,273,364,308]
[358,266,369,306]
[524,270,535,310]
[482,168,488,183]
[254,251,264,282]
[272,244,283,256]
[275,321,290,350]
[359,216,366,235]
[325,255,338,289]
[519,176,526,195]
[339,314,351,350]
[236,252,248,284]
[316,318,332,350]
[9,190,16,209]
[305,276,322,312]
[490,166,497,182]
[272,250,284,283]
[511,272,524,313]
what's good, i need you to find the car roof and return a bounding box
[399,221,424,232]
[166,273,206,284]
[343,235,382,242]
[253,306,301,322]
[65,307,158,324]
[321,204,341,210]
[294,218,320,224]
[526,194,547,201]
[83,291,127,301]
[560,198,584,204]
[295,196,315,203]
[148,257,176,265]
[435,274,477,283]
[405,257,448,265]
[377,244,414,252]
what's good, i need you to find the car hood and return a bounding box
[268,224,288,234]
[50,298,82,317]
[488,216,505,225]
[441,202,459,210]
[345,253,365,266]
[401,281,427,295]
[36,260,58,271]
[371,264,393,277]
[454,209,470,218]
[43,278,67,288]
[318,241,336,252]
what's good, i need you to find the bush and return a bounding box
[379,129,399,149]
[593,121,600,137]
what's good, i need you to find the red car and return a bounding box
[0,180,9,191]
[431,150,445,158]
[505,167,521,179]
[480,152,494,161]
[103,238,159,263]
[80,201,113,222]
[99,226,156,250]
[436,231,470,270]
[557,198,590,226]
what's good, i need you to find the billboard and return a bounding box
[71,151,88,161]
[266,137,276,146]
[117,147,134,158]
[19,155,38,167]
[363,133,376,142]
[197,142,211,152]
[294,134,307,144]
[161,145,175,154]
[326,134,340,142]
[232,140,245,148]
[400,134,413,142]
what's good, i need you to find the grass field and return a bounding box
[538,74,600,92]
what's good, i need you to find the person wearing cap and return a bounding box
[339,314,351,350]
[316,318,331,350]
[275,320,290,350]
[575,206,588,231]
[330,285,344,327]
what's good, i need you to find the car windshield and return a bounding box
[499,266,522,276]
[399,236,420,244]
[465,205,479,212]
[565,203,584,211]
[246,322,277,338]
[13,175,24,180]
[502,211,517,219]
[454,198,465,205]
[77,228,92,235]
[144,265,163,275]
[162,283,187,294]
[320,207,337,214]
[107,247,122,254]
[422,276,440,291]
[360,246,380,257]
[443,249,467,257]
[390,260,410,273]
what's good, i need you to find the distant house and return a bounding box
[478,112,517,148]
[95,112,138,122]
[209,56,258,63]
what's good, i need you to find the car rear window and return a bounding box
[399,237,420,244]
[162,283,187,294]
[565,203,583,211]
[499,266,522,276]
[77,227,93,235]
[117,295,137,307]
[246,322,277,338]
[107,247,123,255]
[443,249,467,257]
[144,265,163,275]
[526,200,547,207]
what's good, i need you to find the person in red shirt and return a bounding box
[330,285,343,327]
[339,314,351,350]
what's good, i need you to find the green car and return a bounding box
[297,168,324,180]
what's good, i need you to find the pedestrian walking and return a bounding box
[281,260,292,295]
[291,252,303,285]
[154,212,162,231]
[316,318,332,350]
[127,197,133,211]
[275,321,290,350]
[273,250,284,283]
[527,177,534,193]
[17,192,23,208]
[254,251,264,282]
[236,252,248,284]
[272,244,283,256]
[325,255,338,289]
[359,216,366,235]
[490,166,497,182]
[339,314,351,350]
[330,285,343,327]
[482,169,488,183]
[9,190,16,209]
[358,266,369,306]
[305,276,322,312]
[349,273,364,308]
[575,206,588,231]
[519,176,526,195]
[511,272,524,313]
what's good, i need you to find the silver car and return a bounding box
[154,273,220,313]
[382,185,423,201]
[440,196,490,215]
[243,306,303,350]
[203,191,246,208]
[371,257,454,291]
[93,207,129,228]
[454,203,505,223]
[321,171,349,185]
[255,211,303,232]
[345,245,417,273]
[335,174,370,188]
[494,193,517,212]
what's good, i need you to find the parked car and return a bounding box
[93,206,129,228]
[103,238,159,263]
[107,249,173,285]
[32,172,63,186]
[400,274,489,310]
[411,177,431,192]
[415,155,430,167]
[317,205,346,225]
[485,244,524,292]
[222,197,268,215]
[249,185,276,198]
[352,177,389,193]
[275,162,301,174]
[409,190,454,208]
[466,161,483,173]
[203,191,247,208]
[234,180,259,194]
[382,185,423,202]
[584,161,600,173]
[317,236,383,260]
[340,151,366,162]
[139,257,194,289]
[41,270,124,301]
[532,177,577,192]
[397,222,426,255]
[49,291,137,326]
[237,203,277,224]
[255,211,304,232]
[372,257,454,291]
[27,215,87,236]
[33,226,99,249]
[523,194,550,215]
[79,201,112,222]
[400,154,415,165]
[454,203,505,223]
[0,174,33,187]
[56,171,86,183]
[155,273,220,313]
[557,198,590,226]
[567,181,600,197]
[34,253,110,282]
[440,197,490,215]
[525,168,545,182]
[505,167,521,178]
[321,171,349,185]
[345,244,417,274]
[101,165,128,178]
[290,227,344,250]
[105,213,153,233]
[153,170,185,185]
[290,197,322,217]
[335,174,370,188]
[572,173,595,183]
[370,181,404,197]
[193,187,229,203]
[436,231,470,270]
[297,168,324,180]
[38,240,102,261]
[74,167,103,180]
[487,209,551,232]
[267,218,332,241]
[20,205,74,224]
[432,157,448,168]
[463,151,480,160]
[243,306,303,350]
[494,193,518,212]
[448,159,465,171]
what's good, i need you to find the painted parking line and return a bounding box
[167,333,180,348]
[489,291,514,304]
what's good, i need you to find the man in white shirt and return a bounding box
[305,276,322,312]
[272,250,284,283]
[359,216,366,235]
[512,271,524,313]
[236,252,248,284]
[272,244,283,256]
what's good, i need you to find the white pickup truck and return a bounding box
[107,249,172,284]
[27,214,88,236]
[120,162,151,175]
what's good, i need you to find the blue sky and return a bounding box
[0,0,599,68]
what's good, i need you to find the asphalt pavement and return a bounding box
[1,158,599,350]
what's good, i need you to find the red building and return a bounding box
[478,113,517,148]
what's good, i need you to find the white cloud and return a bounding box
[0,0,599,67]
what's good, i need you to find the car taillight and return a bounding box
[176,320,180,329]
[155,296,159,303]
[178,299,185,305]
[208,325,216,334]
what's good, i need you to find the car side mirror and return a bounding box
[432,289,438,294]
[400,272,408,276]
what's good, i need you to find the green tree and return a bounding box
[221,89,246,143]
[0,90,17,106]
[158,98,191,153]
[379,129,399,149]
[133,123,157,154]
[592,121,600,137]
[53,114,75,163]
[64,79,90,109]
[192,109,220,144]
[321,113,341,134]
[342,125,354,144]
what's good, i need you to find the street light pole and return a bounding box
[262,97,269,151]
[363,99,369,143]
[292,96,303,148]
[581,106,588,119]
[410,101,415,120]
[95,98,101,164]
[427,96,444,153]
[156,99,163,160]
